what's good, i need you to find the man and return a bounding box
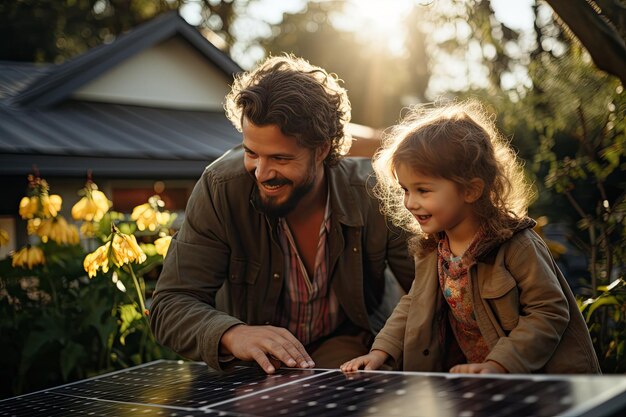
[150,55,414,373]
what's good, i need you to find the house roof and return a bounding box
[0,100,241,178]
[7,11,241,109]
[0,11,243,178]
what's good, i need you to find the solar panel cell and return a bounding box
[1,360,624,417]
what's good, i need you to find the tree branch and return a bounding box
[545,0,626,85]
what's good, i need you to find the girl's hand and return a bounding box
[449,360,507,374]
[340,350,389,372]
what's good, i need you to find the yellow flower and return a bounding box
[83,227,146,278]
[0,229,9,247]
[84,242,111,278]
[72,184,110,222]
[18,174,62,219]
[34,216,80,245]
[40,194,62,218]
[154,236,172,258]
[11,246,45,269]
[27,218,41,235]
[111,233,147,267]
[131,203,158,231]
[19,196,38,219]
[131,195,171,231]
[80,221,98,238]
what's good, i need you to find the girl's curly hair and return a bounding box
[225,54,352,167]
[373,99,535,256]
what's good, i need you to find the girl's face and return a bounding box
[395,163,479,238]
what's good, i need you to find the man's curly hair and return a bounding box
[225,55,352,167]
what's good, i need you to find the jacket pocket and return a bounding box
[480,269,519,331]
[228,258,260,285]
[226,258,261,318]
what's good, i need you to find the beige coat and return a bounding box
[371,227,601,374]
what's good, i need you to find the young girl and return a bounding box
[341,100,600,374]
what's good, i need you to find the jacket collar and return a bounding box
[474,216,536,260]
[423,216,537,261]
[327,161,365,227]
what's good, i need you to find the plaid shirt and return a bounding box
[274,193,344,346]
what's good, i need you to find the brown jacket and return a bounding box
[150,146,415,370]
[372,224,601,374]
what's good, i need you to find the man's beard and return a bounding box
[250,164,317,218]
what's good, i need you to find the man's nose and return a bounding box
[254,158,273,182]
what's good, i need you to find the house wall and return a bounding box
[72,37,231,110]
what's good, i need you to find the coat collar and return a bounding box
[419,216,537,261]
[327,160,366,227]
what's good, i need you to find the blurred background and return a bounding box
[0,0,624,397]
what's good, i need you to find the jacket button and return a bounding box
[352,247,358,253]
[273,273,280,280]
[422,349,430,356]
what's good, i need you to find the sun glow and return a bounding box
[333,0,426,55]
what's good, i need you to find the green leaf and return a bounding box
[118,303,142,335]
[586,295,619,320]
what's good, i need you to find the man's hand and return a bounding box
[220,324,315,373]
[340,349,389,372]
[449,360,508,374]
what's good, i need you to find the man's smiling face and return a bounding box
[242,117,320,217]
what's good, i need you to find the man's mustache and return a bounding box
[262,178,292,187]
[248,170,292,188]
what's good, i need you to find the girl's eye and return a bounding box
[244,150,257,158]
[418,188,430,194]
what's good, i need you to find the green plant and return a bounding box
[523,45,626,372]
[579,278,626,373]
[0,176,179,399]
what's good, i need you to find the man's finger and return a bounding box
[250,348,275,374]
[273,327,315,367]
[264,341,298,368]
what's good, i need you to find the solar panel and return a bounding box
[1,360,625,417]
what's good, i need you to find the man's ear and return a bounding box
[316,141,331,163]
[465,178,484,203]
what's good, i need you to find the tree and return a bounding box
[0,0,242,63]
[544,0,626,86]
